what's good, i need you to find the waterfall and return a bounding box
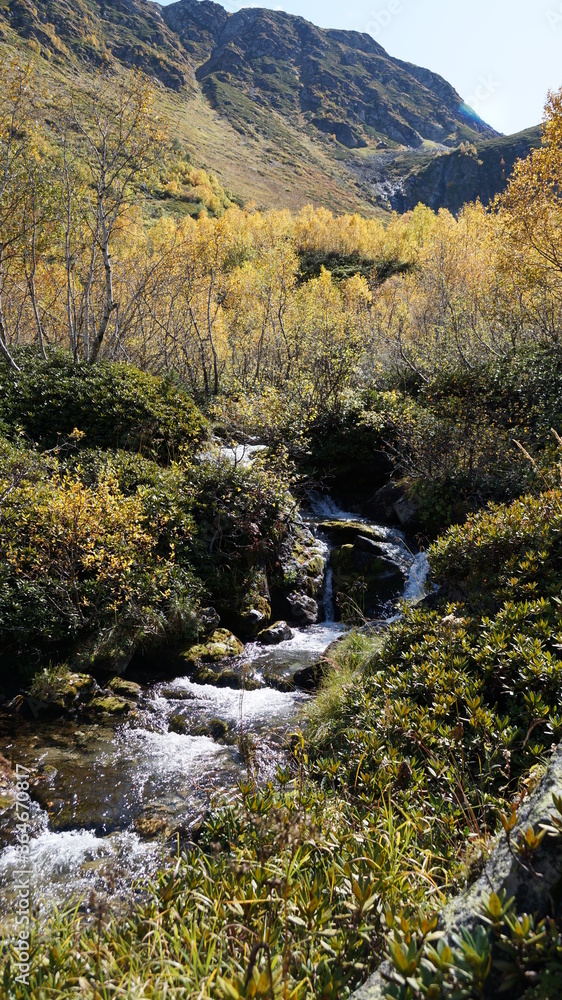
[323,563,335,623]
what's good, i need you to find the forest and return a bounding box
[2,60,562,1000]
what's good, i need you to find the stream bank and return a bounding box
[0,493,430,923]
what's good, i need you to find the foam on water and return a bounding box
[118,728,225,774]
[199,441,268,467]
[0,489,433,915]
[307,491,363,521]
[402,551,431,604]
[0,827,160,907]
[156,679,304,723]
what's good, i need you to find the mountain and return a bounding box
[161,0,495,149]
[382,126,542,213]
[353,126,542,214]
[0,0,532,215]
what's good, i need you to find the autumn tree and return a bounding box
[54,72,164,362]
[497,88,562,342]
[0,61,35,370]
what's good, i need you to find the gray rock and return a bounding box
[286,592,319,625]
[393,496,418,527]
[277,520,327,601]
[245,609,267,628]
[351,744,562,999]
[200,606,221,630]
[256,621,294,645]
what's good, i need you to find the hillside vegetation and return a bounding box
[2,56,562,1000]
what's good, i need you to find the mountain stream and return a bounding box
[0,495,430,920]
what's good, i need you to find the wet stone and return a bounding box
[180,629,244,667]
[159,687,196,701]
[194,664,263,690]
[286,592,318,625]
[87,695,130,716]
[256,621,294,645]
[134,810,171,839]
[25,672,98,713]
[107,678,142,699]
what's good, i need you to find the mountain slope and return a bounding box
[162,0,495,151]
[0,0,531,216]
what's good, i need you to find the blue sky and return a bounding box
[159,0,562,135]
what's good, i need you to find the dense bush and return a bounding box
[338,346,562,532]
[0,351,207,463]
[0,445,201,674]
[0,437,294,676]
[431,487,562,611]
[74,448,292,622]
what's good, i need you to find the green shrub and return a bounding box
[324,345,562,533]
[0,350,207,463]
[0,450,200,674]
[430,488,562,611]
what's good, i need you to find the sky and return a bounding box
[159,0,562,135]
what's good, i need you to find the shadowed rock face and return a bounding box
[350,744,562,1000]
[388,126,542,213]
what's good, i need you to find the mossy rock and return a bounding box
[195,718,232,740]
[168,712,189,734]
[169,713,232,741]
[28,671,97,710]
[331,544,395,584]
[276,521,327,600]
[159,687,196,701]
[107,677,142,699]
[317,521,386,544]
[256,620,293,645]
[180,629,244,667]
[330,542,404,616]
[195,664,263,690]
[238,607,269,636]
[87,694,130,715]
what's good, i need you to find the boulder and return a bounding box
[194,664,263,690]
[180,629,244,668]
[330,540,404,617]
[87,694,130,716]
[107,677,142,699]
[200,606,221,630]
[168,712,232,741]
[293,663,325,690]
[363,482,404,525]
[256,621,294,645]
[242,608,267,630]
[286,592,319,625]
[393,495,418,527]
[317,521,387,545]
[350,744,562,1000]
[276,521,327,601]
[21,671,98,714]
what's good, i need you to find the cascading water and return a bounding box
[0,491,431,918]
[323,564,335,623]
